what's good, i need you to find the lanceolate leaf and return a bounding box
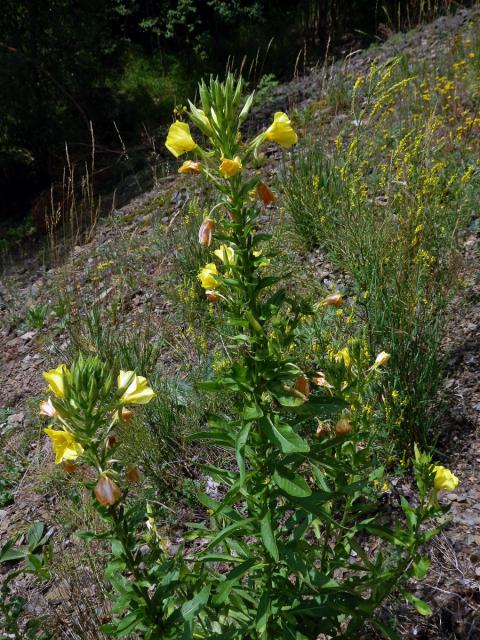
[260,511,279,561]
[264,417,310,454]
[272,466,312,498]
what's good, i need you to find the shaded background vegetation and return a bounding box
[0,0,471,232]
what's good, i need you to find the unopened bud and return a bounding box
[335,418,352,436]
[126,465,142,483]
[198,218,214,247]
[94,475,122,507]
[294,375,310,400]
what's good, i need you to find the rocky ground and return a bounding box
[1,5,480,638]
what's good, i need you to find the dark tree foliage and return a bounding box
[0,0,467,225]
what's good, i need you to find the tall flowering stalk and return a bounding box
[163,75,453,638]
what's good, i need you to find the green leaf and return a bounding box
[0,542,28,563]
[242,405,263,420]
[181,585,211,622]
[412,556,430,579]
[236,423,251,488]
[264,418,310,454]
[290,396,347,418]
[400,496,417,530]
[27,522,45,549]
[255,592,271,634]
[404,592,432,616]
[213,558,257,605]
[372,618,401,640]
[260,511,279,561]
[186,430,235,447]
[206,518,254,550]
[272,466,312,498]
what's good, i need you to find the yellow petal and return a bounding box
[44,428,84,464]
[178,160,202,174]
[219,156,242,178]
[118,370,156,405]
[165,121,197,158]
[198,263,219,289]
[433,465,459,491]
[43,364,70,398]
[213,244,235,264]
[265,112,298,147]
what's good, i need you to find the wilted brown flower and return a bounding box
[206,289,220,302]
[198,218,214,247]
[321,293,343,307]
[312,371,334,390]
[63,462,78,473]
[94,475,122,506]
[126,465,142,483]
[107,433,118,448]
[335,418,352,436]
[120,407,134,422]
[294,375,310,400]
[256,182,277,205]
[315,421,329,439]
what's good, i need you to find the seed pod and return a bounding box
[94,475,122,506]
[335,418,352,436]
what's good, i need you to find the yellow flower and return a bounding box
[219,156,243,178]
[165,121,197,158]
[118,371,156,405]
[44,428,84,464]
[373,351,391,367]
[334,348,351,367]
[433,466,459,491]
[198,263,219,289]
[178,160,202,174]
[214,244,235,264]
[265,112,298,147]
[43,364,70,398]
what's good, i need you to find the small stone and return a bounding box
[7,412,25,425]
[20,330,37,341]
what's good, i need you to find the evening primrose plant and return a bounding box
[38,76,459,639]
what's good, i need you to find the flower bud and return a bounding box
[256,182,277,206]
[198,218,214,247]
[126,465,142,483]
[294,375,310,400]
[94,475,122,507]
[321,293,343,307]
[335,418,352,436]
